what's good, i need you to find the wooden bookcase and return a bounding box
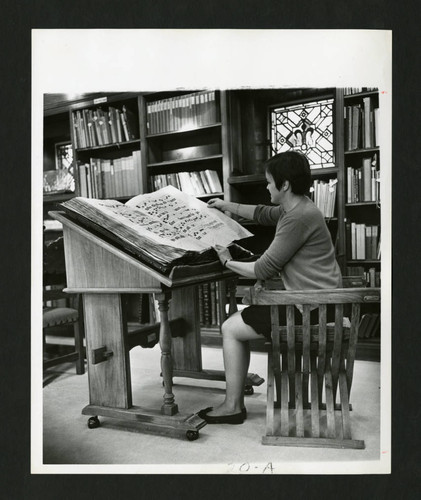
[139,90,230,199]
[340,88,381,360]
[43,88,381,360]
[68,93,143,201]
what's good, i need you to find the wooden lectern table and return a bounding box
[51,211,263,440]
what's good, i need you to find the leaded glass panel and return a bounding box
[270,98,334,168]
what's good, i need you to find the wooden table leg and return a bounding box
[82,293,132,408]
[80,292,205,439]
[156,291,179,416]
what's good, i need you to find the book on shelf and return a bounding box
[346,154,379,203]
[358,313,380,339]
[199,280,221,327]
[347,223,380,260]
[76,150,143,199]
[120,105,139,141]
[343,87,378,96]
[150,169,222,196]
[147,90,219,135]
[310,178,337,218]
[60,185,253,274]
[345,267,380,288]
[344,97,378,151]
[72,104,138,149]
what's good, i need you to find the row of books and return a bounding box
[346,266,381,288]
[76,151,143,199]
[358,313,380,339]
[198,281,222,327]
[146,90,219,135]
[346,223,380,260]
[139,286,223,330]
[345,97,379,150]
[72,105,139,149]
[347,157,380,203]
[309,178,337,218]
[150,169,223,196]
[343,87,378,96]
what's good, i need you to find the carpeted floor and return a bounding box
[39,344,385,474]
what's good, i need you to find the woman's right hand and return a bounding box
[207,198,227,211]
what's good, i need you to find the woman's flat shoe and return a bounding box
[203,412,244,425]
[198,406,247,419]
[197,407,245,424]
[197,407,213,419]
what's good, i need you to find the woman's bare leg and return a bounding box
[205,311,262,417]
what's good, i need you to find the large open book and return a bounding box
[60,186,253,274]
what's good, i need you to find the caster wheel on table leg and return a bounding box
[186,430,199,441]
[88,416,100,429]
[244,385,254,396]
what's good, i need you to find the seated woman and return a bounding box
[198,150,342,424]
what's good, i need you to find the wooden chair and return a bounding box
[43,277,85,374]
[43,235,85,375]
[243,282,380,449]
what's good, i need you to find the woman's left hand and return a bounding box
[214,244,232,267]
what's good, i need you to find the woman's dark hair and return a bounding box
[264,151,312,195]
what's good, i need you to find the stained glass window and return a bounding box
[270,98,334,168]
[55,142,74,171]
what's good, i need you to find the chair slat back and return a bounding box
[250,284,380,448]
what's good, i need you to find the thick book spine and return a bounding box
[202,283,212,326]
[363,97,372,148]
[198,285,205,325]
[210,281,218,325]
[362,158,372,201]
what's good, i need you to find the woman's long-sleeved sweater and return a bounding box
[253,197,342,291]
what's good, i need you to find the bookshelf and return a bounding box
[139,90,229,199]
[69,93,143,201]
[340,88,381,358]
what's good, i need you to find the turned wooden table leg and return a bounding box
[156,291,178,416]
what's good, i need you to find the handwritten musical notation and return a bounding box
[73,186,252,253]
[131,193,224,243]
[94,200,205,250]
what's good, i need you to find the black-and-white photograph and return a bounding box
[32,30,391,474]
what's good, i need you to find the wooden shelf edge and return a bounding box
[346,202,380,207]
[228,174,266,185]
[347,260,381,264]
[343,90,379,99]
[310,166,338,176]
[43,192,76,203]
[76,139,141,153]
[229,167,338,186]
[146,123,222,138]
[147,154,223,168]
[344,147,379,155]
